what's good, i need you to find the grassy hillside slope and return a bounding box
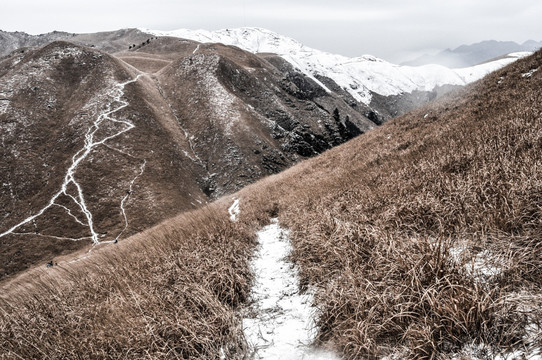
[239,49,542,358]
[1,50,541,359]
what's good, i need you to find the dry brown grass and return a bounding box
[1,51,541,359]
[234,50,542,358]
[0,202,256,359]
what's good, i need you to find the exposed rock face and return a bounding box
[0,38,376,279]
[143,39,376,198]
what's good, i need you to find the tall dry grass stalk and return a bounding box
[1,204,256,359]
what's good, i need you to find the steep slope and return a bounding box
[0,41,210,278]
[0,37,376,279]
[235,49,542,358]
[114,36,378,192]
[403,39,542,68]
[142,39,373,191]
[1,48,540,359]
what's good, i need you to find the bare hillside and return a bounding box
[1,47,540,358]
[237,49,542,358]
[0,38,375,279]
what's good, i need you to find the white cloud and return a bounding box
[244,5,395,22]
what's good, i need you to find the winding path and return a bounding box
[0,74,144,245]
[243,217,338,359]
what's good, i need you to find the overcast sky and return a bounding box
[2,0,541,63]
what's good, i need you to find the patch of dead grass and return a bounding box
[1,204,255,359]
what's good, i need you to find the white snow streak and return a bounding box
[152,77,205,166]
[112,159,146,243]
[522,68,538,78]
[11,232,93,242]
[52,203,87,226]
[228,198,240,222]
[243,219,338,360]
[0,74,143,244]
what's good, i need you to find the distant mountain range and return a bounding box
[1,28,529,116]
[402,40,542,68]
[141,28,528,108]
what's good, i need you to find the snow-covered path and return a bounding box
[228,198,240,222]
[0,74,144,244]
[243,219,338,360]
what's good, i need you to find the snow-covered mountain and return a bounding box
[140,27,531,105]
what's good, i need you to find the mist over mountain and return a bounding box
[403,39,542,68]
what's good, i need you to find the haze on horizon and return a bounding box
[2,0,541,63]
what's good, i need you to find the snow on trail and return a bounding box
[112,159,146,243]
[0,74,144,245]
[243,218,338,360]
[228,198,240,222]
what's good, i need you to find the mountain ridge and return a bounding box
[0,37,375,279]
[1,27,530,113]
[141,27,530,106]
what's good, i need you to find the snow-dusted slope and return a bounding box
[140,27,530,105]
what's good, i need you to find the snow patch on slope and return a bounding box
[178,54,241,135]
[452,341,541,360]
[228,198,240,222]
[522,68,538,78]
[140,27,530,105]
[243,218,338,359]
[448,243,507,283]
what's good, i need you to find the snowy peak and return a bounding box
[140,27,531,105]
[140,27,307,55]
